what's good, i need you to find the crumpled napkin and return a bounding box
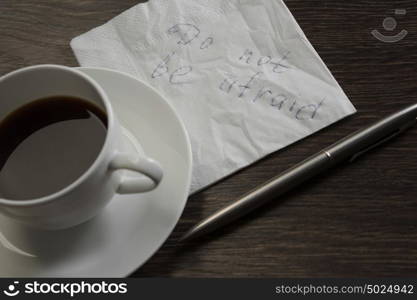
[71,0,356,193]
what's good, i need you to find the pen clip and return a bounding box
[349,119,416,163]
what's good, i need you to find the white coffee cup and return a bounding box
[0,65,163,229]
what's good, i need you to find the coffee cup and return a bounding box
[0,65,163,229]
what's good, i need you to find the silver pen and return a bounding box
[180,103,417,242]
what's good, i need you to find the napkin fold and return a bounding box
[71,0,356,193]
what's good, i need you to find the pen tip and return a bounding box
[178,229,194,243]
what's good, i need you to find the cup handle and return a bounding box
[110,152,163,194]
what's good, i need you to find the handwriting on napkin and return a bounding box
[150,23,324,122]
[71,0,356,193]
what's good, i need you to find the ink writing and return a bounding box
[151,23,214,84]
[151,23,325,121]
[219,72,325,120]
[239,49,291,74]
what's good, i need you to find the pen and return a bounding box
[180,103,417,242]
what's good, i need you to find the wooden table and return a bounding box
[1,0,416,277]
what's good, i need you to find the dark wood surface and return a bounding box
[1,0,416,277]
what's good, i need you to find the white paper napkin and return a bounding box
[71,0,356,193]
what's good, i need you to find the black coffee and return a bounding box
[0,96,107,200]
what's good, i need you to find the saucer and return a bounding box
[0,67,192,277]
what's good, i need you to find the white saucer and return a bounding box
[0,67,192,277]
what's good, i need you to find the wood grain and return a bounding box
[0,0,416,277]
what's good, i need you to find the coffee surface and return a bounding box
[0,96,107,200]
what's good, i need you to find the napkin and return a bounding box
[71,0,356,193]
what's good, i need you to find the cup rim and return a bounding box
[0,64,115,207]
